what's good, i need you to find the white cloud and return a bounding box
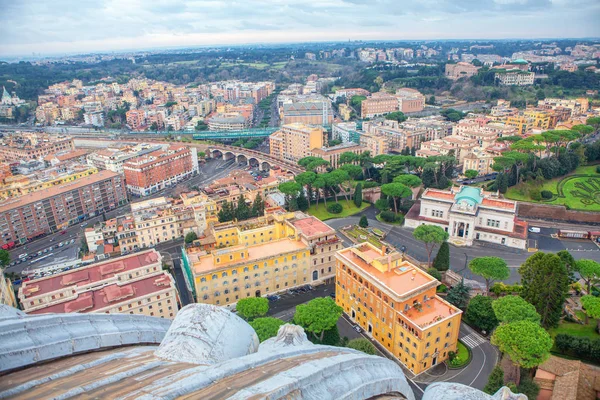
[0,0,598,56]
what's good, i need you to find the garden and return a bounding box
[341,225,385,248]
[506,165,600,211]
[306,201,369,221]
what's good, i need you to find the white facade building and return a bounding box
[405,186,528,249]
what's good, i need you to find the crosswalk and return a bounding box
[461,333,486,349]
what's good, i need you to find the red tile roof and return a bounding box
[481,198,515,210]
[423,189,455,202]
[292,216,335,238]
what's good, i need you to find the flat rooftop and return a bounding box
[404,296,459,329]
[191,238,307,275]
[21,250,160,299]
[337,246,436,298]
[292,216,335,238]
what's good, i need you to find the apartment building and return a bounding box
[87,143,164,174]
[281,102,333,125]
[310,142,367,169]
[18,250,179,318]
[181,211,340,304]
[126,109,146,130]
[360,132,389,156]
[463,151,495,175]
[131,197,196,248]
[208,112,250,131]
[336,242,462,374]
[269,123,325,163]
[124,145,198,197]
[396,88,425,113]
[83,112,105,127]
[0,134,74,163]
[538,98,589,116]
[0,170,127,247]
[444,62,480,80]
[495,70,535,86]
[505,115,535,135]
[332,122,361,143]
[361,92,399,119]
[405,186,528,249]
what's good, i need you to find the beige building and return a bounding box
[463,151,495,175]
[310,142,366,169]
[132,197,197,248]
[361,92,399,119]
[445,62,480,80]
[395,88,425,113]
[0,269,17,307]
[18,250,180,318]
[360,132,389,156]
[269,123,325,163]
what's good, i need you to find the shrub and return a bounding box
[596,165,600,174]
[374,198,390,211]
[490,282,523,296]
[399,199,415,214]
[380,210,403,223]
[554,333,600,362]
[484,366,504,395]
[427,268,442,281]
[517,377,540,400]
[327,203,343,214]
[359,215,368,228]
[437,284,448,293]
[529,187,542,201]
[347,338,377,355]
[541,190,553,199]
[363,181,380,189]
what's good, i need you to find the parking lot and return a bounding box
[267,282,335,319]
[8,237,79,280]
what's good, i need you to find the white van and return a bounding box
[19,253,28,259]
[528,227,541,233]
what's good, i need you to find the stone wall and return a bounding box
[517,203,600,225]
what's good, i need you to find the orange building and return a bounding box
[335,243,462,374]
[123,145,198,197]
[361,92,399,118]
[126,109,146,130]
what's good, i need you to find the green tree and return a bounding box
[413,225,449,266]
[354,182,363,208]
[359,215,368,228]
[465,295,499,333]
[0,249,10,268]
[218,200,235,223]
[576,259,600,294]
[195,121,209,131]
[330,169,352,204]
[235,194,250,221]
[432,241,450,271]
[293,297,342,342]
[393,174,422,188]
[483,365,504,395]
[381,182,412,214]
[295,171,316,208]
[468,257,510,296]
[491,320,553,385]
[492,295,541,324]
[446,279,471,310]
[586,117,600,130]
[150,121,159,132]
[339,151,359,165]
[496,172,508,194]
[184,231,198,244]
[313,176,326,209]
[557,250,577,283]
[279,181,302,210]
[197,151,206,159]
[347,338,377,355]
[464,169,478,179]
[341,164,363,180]
[519,252,570,329]
[580,295,600,330]
[236,297,269,321]
[251,193,265,217]
[427,268,442,281]
[249,317,285,342]
[385,111,407,123]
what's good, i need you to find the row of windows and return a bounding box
[200,265,304,282]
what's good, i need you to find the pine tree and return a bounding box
[496,173,508,194]
[433,241,450,271]
[353,183,363,207]
[359,215,368,228]
[236,195,250,221]
[446,279,471,310]
[297,191,309,211]
[252,193,265,217]
[380,171,389,199]
[422,168,436,188]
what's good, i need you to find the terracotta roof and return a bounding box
[422,189,455,202]
[481,198,515,210]
[535,356,600,400]
[292,216,335,238]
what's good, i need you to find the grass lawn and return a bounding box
[448,341,472,369]
[307,201,369,221]
[505,165,600,211]
[271,61,288,70]
[548,319,599,339]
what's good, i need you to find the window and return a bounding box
[221,272,228,277]
[212,274,218,280]
[201,277,206,282]
[244,267,249,272]
[232,270,237,275]
[253,265,258,270]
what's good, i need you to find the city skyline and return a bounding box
[1,0,599,57]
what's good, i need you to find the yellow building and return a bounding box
[188,238,311,306]
[360,132,390,156]
[505,115,534,135]
[335,243,462,374]
[269,123,326,163]
[182,211,341,305]
[463,151,495,175]
[522,109,556,130]
[339,104,353,121]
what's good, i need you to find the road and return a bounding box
[327,206,600,287]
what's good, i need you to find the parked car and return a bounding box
[354,325,362,333]
[329,292,336,299]
[60,231,67,235]
[528,227,541,233]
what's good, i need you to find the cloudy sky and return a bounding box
[1,0,599,56]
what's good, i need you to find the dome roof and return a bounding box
[454,186,483,207]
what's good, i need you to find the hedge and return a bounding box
[327,203,343,214]
[554,334,600,362]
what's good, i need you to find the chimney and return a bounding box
[387,254,392,272]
